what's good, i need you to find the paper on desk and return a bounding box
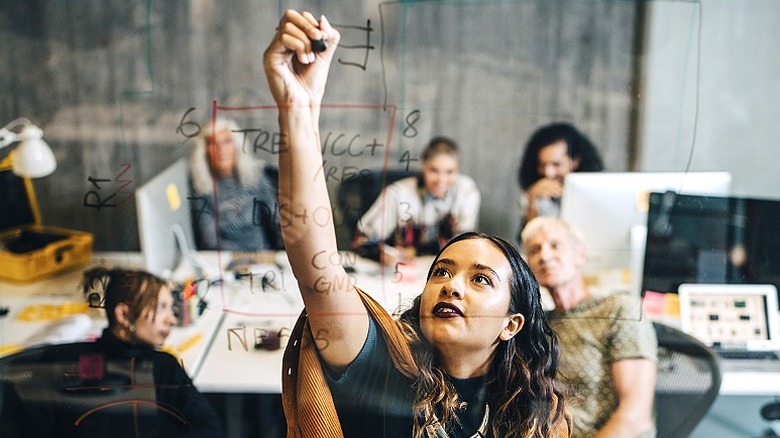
[23,314,93,347]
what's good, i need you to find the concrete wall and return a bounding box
[637,0,780,200]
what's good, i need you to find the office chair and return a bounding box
[335,168,416,243]
[653,321,722,438]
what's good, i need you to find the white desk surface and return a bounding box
[193,254,433,393]
[720,370,780,396]
[3,252,780,397]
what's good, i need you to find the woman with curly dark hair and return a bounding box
[264,10,571,438]
[397,233,569,437]
[517,123,604,231]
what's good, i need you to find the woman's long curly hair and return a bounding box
[517,122,604,190]
[398,232,566,438]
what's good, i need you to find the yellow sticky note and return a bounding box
[166,183,181,210]
[664,293,680,317]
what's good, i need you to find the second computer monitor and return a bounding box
[559,171,732,280]
[642,192,780,310]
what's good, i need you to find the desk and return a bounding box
[191,267,302,393]
[0,253,127,356]
[192,254,432,392]
[639,287,780,436]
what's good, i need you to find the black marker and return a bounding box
[311,38,327,53]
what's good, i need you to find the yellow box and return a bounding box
[0,156,93,282]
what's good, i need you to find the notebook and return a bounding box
[678,283,780,359]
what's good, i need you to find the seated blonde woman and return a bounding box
[189,117,282,251]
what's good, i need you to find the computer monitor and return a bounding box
[642,192,780,310]
[559,171,732,283]
[135,158,199,278]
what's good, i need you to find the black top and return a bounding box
[322,315,489,438]
[447,375,489,438]
[0,329,224,438]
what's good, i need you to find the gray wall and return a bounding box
[0,0,640,250]
[637,0,780,200]
[3,0,777,253]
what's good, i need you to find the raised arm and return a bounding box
[263,10,368,370]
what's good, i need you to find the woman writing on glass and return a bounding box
[264,10,571,438]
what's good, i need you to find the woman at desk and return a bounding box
[517,122,604,232]
[353,136,481,265]
[0,267,224,437]
[189,117,282,251]
[264,11,570,438]
[78,267,224,437]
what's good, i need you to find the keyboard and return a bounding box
[717,350,780,361]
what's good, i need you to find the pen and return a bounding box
[176,332,203,355]
[311,38,327,53]
[310,17,327,53]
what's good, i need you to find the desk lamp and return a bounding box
[0,118,57,178]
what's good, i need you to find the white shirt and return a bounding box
[357,175,481,243]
